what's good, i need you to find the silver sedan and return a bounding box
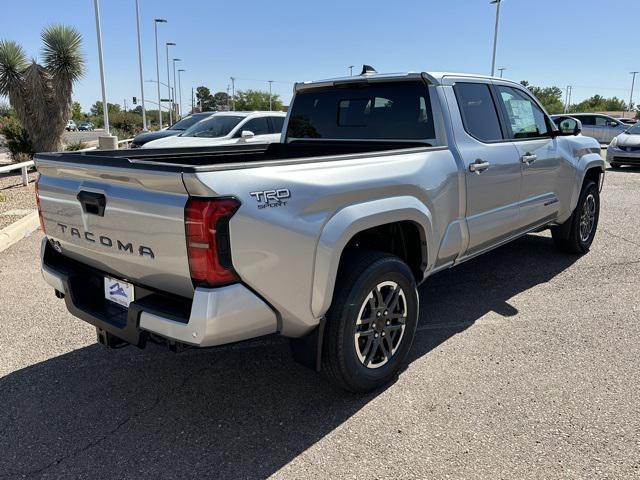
[607,122,640,168]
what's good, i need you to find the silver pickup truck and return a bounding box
[35,70,604,392]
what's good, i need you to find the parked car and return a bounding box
[65,120,77,132]
[607,121,640,168]
[552,113,627,144]
[78,122,94,131]
[35,70,604,392]
[614,117,637,126]
[129,112,216,148]
[140,111,286,149]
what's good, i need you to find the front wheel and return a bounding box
[551,179,600,254]
[322,251,418,393]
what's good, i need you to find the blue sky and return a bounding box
[1,0,638,112]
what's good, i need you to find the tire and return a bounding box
[551,179,600,254]
[322,251,418,393]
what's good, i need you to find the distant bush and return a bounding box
[110,111,143,137]
[65,141,88,151]
[0,117,34,160]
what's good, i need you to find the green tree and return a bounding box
[520,81,564,114]
[233,89,282,111]
[90,100,121,116]
[195,86,215,111]
[212,91,229,111]
[0,25,85,153]
[570,95,627,113]
[71,101,82,120]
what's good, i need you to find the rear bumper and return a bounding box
[40,238,278,348]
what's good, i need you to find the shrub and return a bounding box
[0,117,34,160]
[65,141,88,151]
[110,111,143,138]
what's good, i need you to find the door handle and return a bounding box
[469,159,491,174]
[521,153,537,164]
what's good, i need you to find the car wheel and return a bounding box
[551,179,600,254]
[322,251,418,393]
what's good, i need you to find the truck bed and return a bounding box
[36,140,430,172]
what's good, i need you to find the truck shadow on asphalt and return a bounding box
[0,233,579,479]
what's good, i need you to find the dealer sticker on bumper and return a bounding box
[104,276,134,308]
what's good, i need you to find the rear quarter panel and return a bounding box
[189,148,460,336]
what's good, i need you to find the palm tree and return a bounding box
[0,25,84,153]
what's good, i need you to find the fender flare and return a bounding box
[570,154,605,211]
[310,196,434,318]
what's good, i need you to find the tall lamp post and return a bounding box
[153,18,167,127]
[629,71,638,118]
[165,42,176,124]
[134,0,147,130]
[93,0,110,136]
[230,77,236,111]
[490,0,502,77]
[268,80,273,111]
[349,65,354,76]
[178,68,185,119]
[172,58,181,119]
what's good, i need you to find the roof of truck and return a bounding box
[295,70,520,92]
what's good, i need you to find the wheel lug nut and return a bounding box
[386,320,390,326]
[381,331,385,337]
[384,310,388,316]
[371,323,376,329]
[374,333,379,338]
[376,312,381,317]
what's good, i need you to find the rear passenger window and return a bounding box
[270,116,285,133]
[454,83,503,142]
[578,116,595,126]
[240,117,270,135]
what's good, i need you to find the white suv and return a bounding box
[141,111,286,149]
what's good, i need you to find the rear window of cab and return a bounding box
[287,81,436,141]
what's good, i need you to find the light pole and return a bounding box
[153,18,166,127]
[498,67,506,78]
[134,0,147,130]
[93,0,110,135]
[490,0,502,77]
[349,65,354,76]
[268,80,273,111]
[178,68,185,118]
[564,85,573,113]
[628,71,638,118]
[165,42,176,124]
[172,58,181,119]
[230,77,236,111]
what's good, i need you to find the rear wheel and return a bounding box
[322,251,418,393]
[551,180,599,254]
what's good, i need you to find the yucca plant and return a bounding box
[0,25,85,153]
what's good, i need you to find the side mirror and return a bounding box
[557,117,582,136]
[240,130,255,140]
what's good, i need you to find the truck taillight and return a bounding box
[34,174,46,233]
[185,197,240,288]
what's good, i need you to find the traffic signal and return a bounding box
[132,96,137,105]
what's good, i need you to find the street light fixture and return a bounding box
[178,68,186,118]
[165,42,176,124]
[134,0,147,131]
[153,18,167,127]
[172,58,181,119]
[497,67,506,78]
[490,0,502,77]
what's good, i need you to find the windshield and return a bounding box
[169,114,210,131]
[181,115,244,138]
[625,123,640,134]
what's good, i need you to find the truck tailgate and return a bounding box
[35,155,195,298]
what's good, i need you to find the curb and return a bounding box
[0,211,40,253]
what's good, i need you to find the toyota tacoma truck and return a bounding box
[35,68,605,392]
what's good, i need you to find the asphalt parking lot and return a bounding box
[0,167,639,479]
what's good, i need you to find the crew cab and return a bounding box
[35,68,604,392]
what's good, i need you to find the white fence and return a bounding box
[0,138,133,186]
